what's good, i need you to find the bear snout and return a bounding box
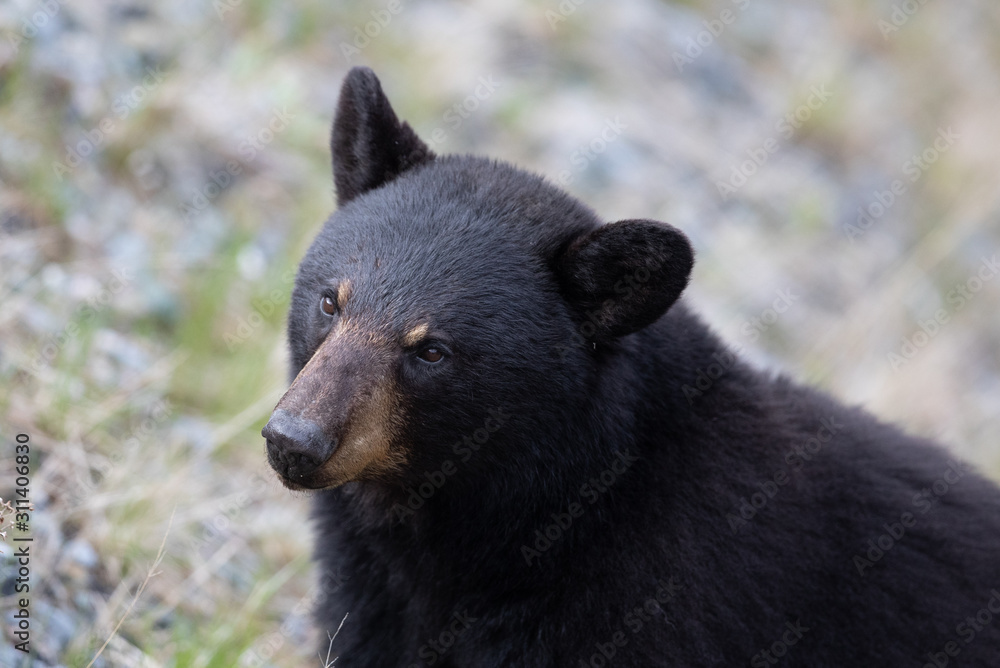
[262,408,337,485]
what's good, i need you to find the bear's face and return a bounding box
[262,68,694,492]
[273,167,584,490]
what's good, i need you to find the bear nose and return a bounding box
[262,409,337,480]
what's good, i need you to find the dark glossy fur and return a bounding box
[282,68,1000,667]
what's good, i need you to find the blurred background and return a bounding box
[1,0,999,665]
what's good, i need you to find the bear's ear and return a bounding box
[555,219,694,342]
[331,67,435,206]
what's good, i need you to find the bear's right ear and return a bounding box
[555,219,694,343]
[331,67,435,206]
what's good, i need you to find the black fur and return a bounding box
[331,67,435,206]
[278,67,1000,667]
[556,218,694,342]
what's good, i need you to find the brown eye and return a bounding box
[320,295,337,316]
[418,347,444,364]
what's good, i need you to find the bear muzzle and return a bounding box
[262,409,339,488]
[263,329,406,489]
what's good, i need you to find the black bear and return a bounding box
[262,67,1000,667]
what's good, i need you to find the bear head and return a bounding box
[262,67,694,494]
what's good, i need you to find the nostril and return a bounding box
[262,409,336,478]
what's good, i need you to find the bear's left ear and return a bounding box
[331,67,435,206]
[555,219,694,342]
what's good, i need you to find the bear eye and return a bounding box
[417,346,444,364]
[319,295,337,316]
